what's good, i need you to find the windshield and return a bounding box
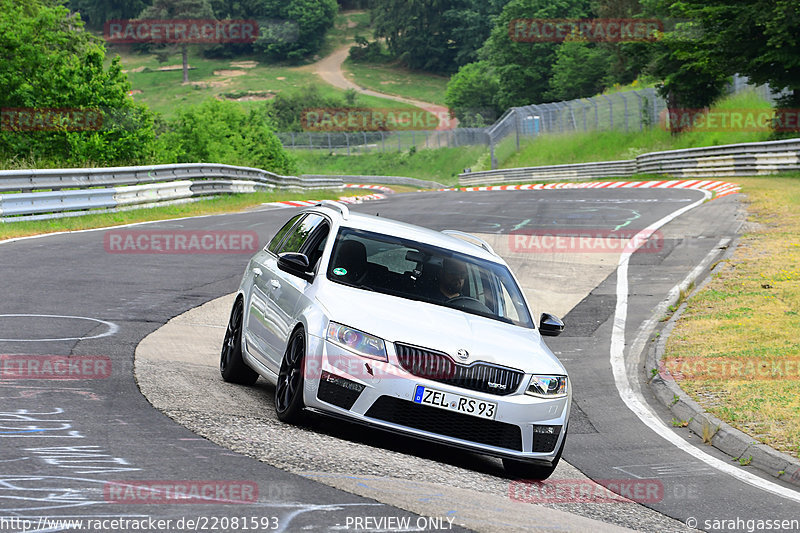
[326,228,534,329]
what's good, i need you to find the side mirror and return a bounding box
[277,252,313,282]
[539,313,565,337]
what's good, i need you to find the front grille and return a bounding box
[365,396,523,451]
[317,371,364,410]
[394,343,524,396]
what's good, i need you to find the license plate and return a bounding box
[413,385,497,420]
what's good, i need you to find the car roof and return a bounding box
[308,206,502,263]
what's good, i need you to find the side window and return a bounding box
[279,214,325,254]
[267,214,304,254]
[302,222,330,272]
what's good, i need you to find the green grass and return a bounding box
[664,174,800,459]
[112,47,417,118]
[501,90,785,169]
[318,10,372,58]
[342,59,449,106]
[293,146,487,185]
[0,189,346,240]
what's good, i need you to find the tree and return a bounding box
[444,61,502,126]
[371,0,509,74]
[664,0,800,108]
[158,99,296,174]
[480,0,590,109]
[67,0,151,28]
[251,0,338,62]
[0,0,156,165]
[138,0,215,83]
[547,41,612,101]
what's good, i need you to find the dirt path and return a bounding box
[311,45,457,135]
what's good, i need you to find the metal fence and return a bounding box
[276,128,490,153]
[276,77,789,168]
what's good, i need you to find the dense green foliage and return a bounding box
[651,0,800,109]
[139,0,215,83]
[67,0,150,28]
[249,0,338,62]
[444,61,502,126]
[158,99,296,174]
[1,0,296,172]
[0,0,157,165]
[546,42,611,101]
[371,0,508,74]
[265,85,359,132]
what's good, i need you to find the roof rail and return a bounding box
[315,200,350,220]
[441,230,497,256]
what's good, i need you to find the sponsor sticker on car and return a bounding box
[413,385,497,420]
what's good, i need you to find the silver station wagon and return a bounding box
[221,201,570,479]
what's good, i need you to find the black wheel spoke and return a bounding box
[276,331,305,421]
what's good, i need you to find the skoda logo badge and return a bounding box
[456,349,469,361]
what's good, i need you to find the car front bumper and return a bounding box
[302,334,570,463]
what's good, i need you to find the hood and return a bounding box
[316,281,566,375]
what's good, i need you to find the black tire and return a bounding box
[275,328,306,423]
[220,298,259,385]
[503,431,565,480]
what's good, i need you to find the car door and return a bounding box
[262,214,329,369]
[246,213,304,371]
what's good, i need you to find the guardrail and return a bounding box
[302,174,446,189]
[0,163,344,220]
[0,163,341,193]
[459,138,800,185]
[460,160,636,186]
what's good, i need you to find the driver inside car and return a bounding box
[436,256,468,300]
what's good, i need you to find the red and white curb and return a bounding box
[437,179,741,199]
[263,184,394,208]
[343,184,395,194]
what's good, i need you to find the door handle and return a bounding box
[270,279,280,289]
[253,268,262,277]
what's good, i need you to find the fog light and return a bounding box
[533,425,558,435]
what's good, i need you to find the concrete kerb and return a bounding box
[644,216,800,486]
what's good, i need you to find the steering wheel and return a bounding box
[445,296,492,313]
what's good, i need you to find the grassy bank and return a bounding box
[501,90,785,169]
[293,146,486,185]
[663,174,800,459]
[112,48,417,119]
[342,59,449,106]
[0,190,345,240]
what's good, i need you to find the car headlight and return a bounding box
[526,375,568,398]
[326,322,387,361]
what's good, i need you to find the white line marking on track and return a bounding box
[0,314,118,342]
[610,191,800,503]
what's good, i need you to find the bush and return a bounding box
[156,99,296,174]
[0,0,158,166]
[445,61,502,127]
[266,85,359,132]
[252,0,338,62]
[349,36,391,63]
